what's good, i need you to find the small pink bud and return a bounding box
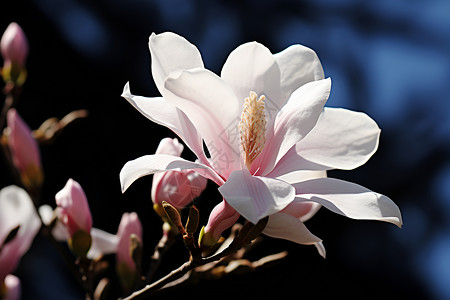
[199,200,240,247]
[6,109,43,190]
[116,212,142,292]
[1,274,21,300]
[116,212,142,272]
[55,179,92,238]
[151,138,207,210]
[1,23,28,68]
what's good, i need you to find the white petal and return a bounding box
[120,154,223,192]
[314,241,326,259]
[87,228,119,259]
[38,205,69,241]
[0,186,40,255]
[293,178,403,227]
[220,42,284,114]
[253,78,331,176]
[275,170,327,184]
[149,32,204,94]
[296,107,381,170]
[274,44,324,98]
[218,169,295,224]
[164,68,241,178]
[263,213,321,245]
[122,83,207,164]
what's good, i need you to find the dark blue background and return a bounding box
[2,0,450,299]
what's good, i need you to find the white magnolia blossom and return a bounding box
[120,32,402,255]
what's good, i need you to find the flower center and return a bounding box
[239,91,266,170]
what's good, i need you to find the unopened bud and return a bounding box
[185,205,199,235]
[162,201,185,235]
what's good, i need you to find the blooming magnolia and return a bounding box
[152,138,207,213]
[0,186,40,300]
[0,22,28,85]
[120,32,402,254]
[55,179,93,257]
[6,109,44,191]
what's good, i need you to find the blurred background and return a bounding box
[1,0,450,299]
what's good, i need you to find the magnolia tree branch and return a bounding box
[122,203,269,300]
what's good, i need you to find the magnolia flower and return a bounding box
[152,138,207,213]
[39,204,119,260]
[6,109,44,191]
[120,32,402,253]
[116,212,142,292]
[0,22,28,85]
[55,179,93,257]
[0,186,40,300]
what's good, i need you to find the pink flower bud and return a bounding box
[55,179,92,238]
[151,138,207,210]
[2,275,21,300]
[1,23,28,68]
[6,109,43,190]
[199,200,240,247]
[116,212,142,272]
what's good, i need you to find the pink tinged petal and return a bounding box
[164,68,241,178]
[204,200,240,242]
[220,41,284,113]
[218,169,295,224]
[55,179,93,236]
[116,212,142,271]
[87,228,119,260]
[151,170,191,208]
[1,22,28,67]
[281,201,321,223]
[122,83,207,164]
[253,78,332,176]
[185,170,208,198]
[3,274,21,300]
[149,32,204,95]
[120,154,223,193]
[293,178,403,227]
[0,186,40,281]
[274,44,324,98]
[263,213,321,245]
[155,137,184,156]
[295,107,381,170]
[6,109,41,175]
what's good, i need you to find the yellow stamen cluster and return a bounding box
[239,91,266,170]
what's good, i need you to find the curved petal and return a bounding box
[293,178,403,227]
[269,108,380,175]
[263,213,321,245]
[253,78,331,176]
[120,154,223,192]
[0,186,40,280]
[87,228,119,260]
[122,83,207,164]
[274,44,324,99]
[296,108,380,170]
[276,170,327,222]
[149,32,204,94]
[218,169,295,224]
[164,68,241,178]
[220,42,284,115]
